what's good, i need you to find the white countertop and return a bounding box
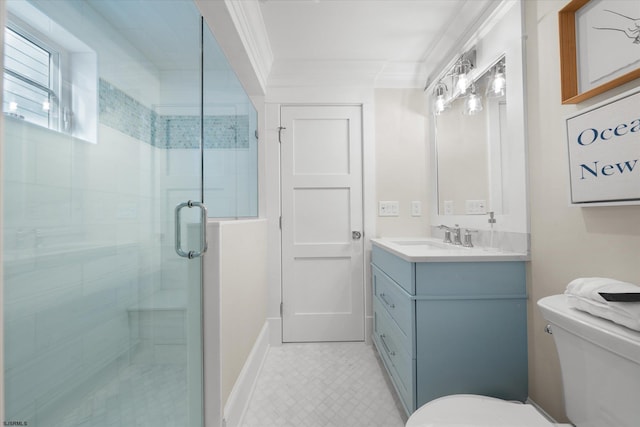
[371,237,529,262]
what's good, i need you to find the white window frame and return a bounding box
[3,23,63,131]
[4,4,97,143]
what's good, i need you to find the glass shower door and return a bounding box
[2,1,206,425]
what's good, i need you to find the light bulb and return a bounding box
[468,95,480,111]
[434,95,446,115]
[432,82,448,115]
[464,89,483,115]
[9,101,18,112]
[42,100,51,111]
[490,72,505,97]
[456,73,468,94]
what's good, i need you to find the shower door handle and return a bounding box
[175,200,208,259]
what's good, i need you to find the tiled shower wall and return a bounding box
[99,79,250,150]
[3,117,161,424]
[3,78,255,424]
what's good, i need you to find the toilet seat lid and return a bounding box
[405,395,554,427]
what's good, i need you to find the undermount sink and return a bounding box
[389,239,457,249]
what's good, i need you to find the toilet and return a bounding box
[406,294,640,426]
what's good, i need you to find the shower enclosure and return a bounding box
[2,0,257,426]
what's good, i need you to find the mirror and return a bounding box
[429,0,528,251]
[435,58,506,216]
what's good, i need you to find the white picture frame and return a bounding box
[566,87,640,206]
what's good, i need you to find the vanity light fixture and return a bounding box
[453,58,471,94]
[427,48,476,115]
[452,50,475,94]
[433,81,448,115]
[464,84,483,115]
[487,59,506,98]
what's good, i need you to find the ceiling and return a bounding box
[258,0,500,88]
[81,0,501,90]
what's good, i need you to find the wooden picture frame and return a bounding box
[559,0,640,104]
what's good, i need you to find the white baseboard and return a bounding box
[267,316,282,346]
[365,315,373,345]
[526,397,572,425]
[222,322,270,427]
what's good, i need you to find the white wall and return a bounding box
[374,89,430,238]
[204,218,267,425]
[218,220,267,406]
[0,4,5,421]
[525,0,640,422]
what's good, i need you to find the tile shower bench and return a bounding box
[370,238,529,416]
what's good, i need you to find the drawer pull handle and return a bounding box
[379,333,396,356]
[379,293,395,309]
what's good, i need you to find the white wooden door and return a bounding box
[281,105,364,342]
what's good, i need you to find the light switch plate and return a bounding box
[379,201,399,217]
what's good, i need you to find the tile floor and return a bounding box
[240,342,407,427]
[48,364,189,427]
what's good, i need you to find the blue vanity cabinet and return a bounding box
[371,245,528,416]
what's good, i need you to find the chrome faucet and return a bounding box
[437,224,452,244]
[462,229,478,247]
[452,224,462,245]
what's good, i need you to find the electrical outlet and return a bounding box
[378,201,399,217]
[411,201,422,216]
[444,200,454,215]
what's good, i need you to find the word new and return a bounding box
[580,159,637,179]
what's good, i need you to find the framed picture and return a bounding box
[565,87,640,206]
[559,0,640,104]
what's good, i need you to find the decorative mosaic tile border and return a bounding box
[99,79,250,149]
[99,79,154,145]
[155,115,250,149]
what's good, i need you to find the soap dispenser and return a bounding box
[487,211,497,251]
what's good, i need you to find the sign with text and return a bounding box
[566,88,640,205]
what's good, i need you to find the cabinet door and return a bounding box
[415,297,528,405]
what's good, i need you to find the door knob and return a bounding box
[352,231,362,240]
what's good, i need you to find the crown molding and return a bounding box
[224,0,273,93]
[375,62,428,89]
[267,59,427,89]
[197,0,273,96]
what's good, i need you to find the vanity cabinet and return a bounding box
[371,245,528,416]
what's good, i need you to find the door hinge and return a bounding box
[279,216,282,230]
[280,302,283,317]
[278,126,286,143]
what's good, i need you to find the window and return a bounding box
[3,26,60,130]
[2,3,98,143]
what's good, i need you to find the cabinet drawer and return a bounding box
[374,299,414,412]
[372,265,412,352]
[415,261,526,296]
[372,246,415,294]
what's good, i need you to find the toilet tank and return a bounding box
[538,295,640,427]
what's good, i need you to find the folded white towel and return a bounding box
[565,277,640,331]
